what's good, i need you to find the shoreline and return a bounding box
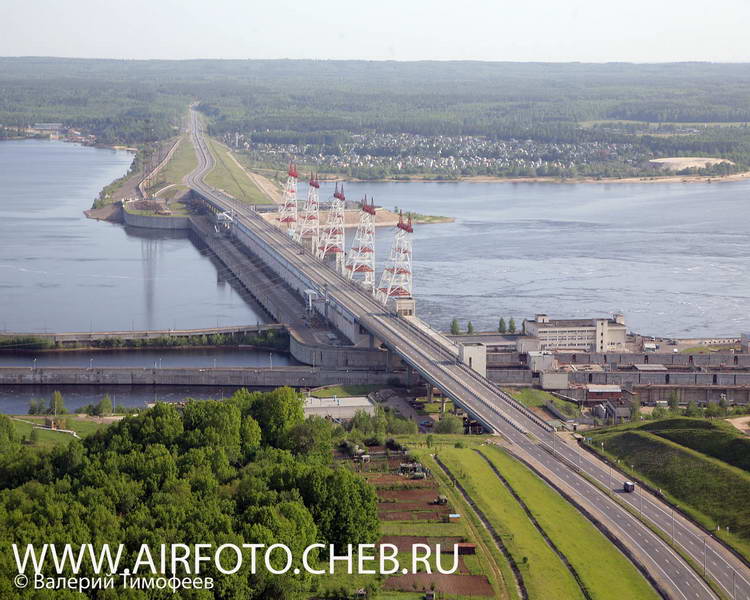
[316,171,750,185]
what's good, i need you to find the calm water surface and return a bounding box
[2,140,749,340]
[336,180,750,338]
[0,139,267,332]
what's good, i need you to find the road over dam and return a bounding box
[186,109,749,600]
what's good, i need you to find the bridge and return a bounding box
[185,109,748,599]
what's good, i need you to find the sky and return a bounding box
[2,0,749,63]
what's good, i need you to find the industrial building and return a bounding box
[522,313,627,352]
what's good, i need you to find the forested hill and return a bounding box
[2,58,750,174]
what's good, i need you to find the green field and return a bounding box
[147,134,198,192]
[205,138,272,204]
[437,447,584,600]
[10,415,112,449]
[478,446,659,600]
[590,420,750,560]
[502,387,581,417]
[310,384,384,398]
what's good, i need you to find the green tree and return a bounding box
[684,399,702,417]
[29,427,40,444]
[434,414,464,434]
[49,390,65,415]
[467,321,475,334]
[668,390,680,412]
[0,415,18,446]
[252,387,304,447]
[508,318,517,333]
[287,416,334,461]
[96,394,112,416]
[450,318,460,335]
[498,318,507,333]
[630,398,641,420]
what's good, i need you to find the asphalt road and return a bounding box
[186,108,749,600]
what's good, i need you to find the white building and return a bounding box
[523,313,627,352]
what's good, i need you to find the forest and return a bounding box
[2,58,750,175]
[0,388,380,599]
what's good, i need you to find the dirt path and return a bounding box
[726,415,750,435]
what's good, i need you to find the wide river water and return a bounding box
[341,180,750,338]
[0,139,267,332]
[2,140,749,340]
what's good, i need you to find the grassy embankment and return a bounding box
[397,435,659,599]
[0,330,288,352]
[123,134,200,216]
[502,387,581,418]
[589,418,750,560]
[477,445,659,600]
[10,415,112,449]
[437,446,583,599]
[680,344,739,354]
[309,384,385,398]
[205,138,272,205]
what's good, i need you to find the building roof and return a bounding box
[586,384,622,393]
[526,318,625,329]
[633,364,668,371]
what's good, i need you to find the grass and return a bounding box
[680,344,739,354]
[502,387,580,417]
[204,138,272,205]
[310,384,385,398]
[589,424,750,560]
[147,135,199,192]
[436,446,584,600]
[641,418,750,474]
[479,445,659,600]
[10,415,112,449]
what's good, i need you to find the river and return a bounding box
[338,180,750,338]
[0,139,268,333]
[2,140,749,339]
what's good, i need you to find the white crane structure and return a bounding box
[345,195,376,294]
[277,162,299,236]
[317,182,346,273]
[294,172,320,248]
[376,212,413,304]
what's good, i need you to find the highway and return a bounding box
[186,109,750,599]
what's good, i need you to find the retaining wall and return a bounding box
[0,366,405,388]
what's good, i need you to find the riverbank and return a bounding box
[249,164,750,185]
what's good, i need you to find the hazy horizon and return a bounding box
[3,0,750,63]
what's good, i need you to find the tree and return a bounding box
[0,415,18,446]
[498,318,507,333]
[508,318,516,333]
[629,398,641,420]
[29,427,40,444]
[467,321,475,334]
[252,387,304,448]
[684,399,702,417]
[96,394,112,416]
[49,390,65,415]
[652,406,668,419]
[287,416,334,461]
[434,414,464,434]
[668,390,679,412]
[450,318,460,335]
[705,403,721,418]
